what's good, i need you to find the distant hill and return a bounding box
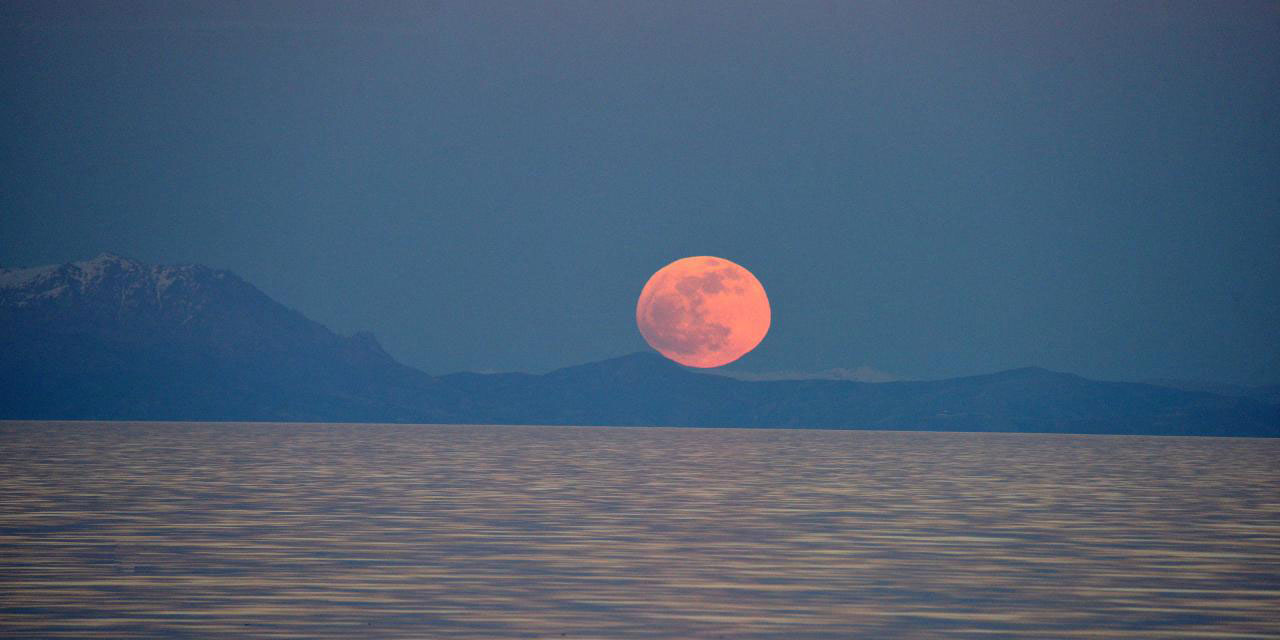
[3,254,1278,436]
[468,354,1277,437]
[1143,379,1280,406]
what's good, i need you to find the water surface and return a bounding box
[1,422,1277,638]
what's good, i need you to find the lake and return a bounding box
[1,422,1277,638]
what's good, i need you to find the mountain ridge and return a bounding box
[2,255,1277,436]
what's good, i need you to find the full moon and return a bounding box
[636,256,771,368]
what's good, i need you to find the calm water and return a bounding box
[1,422,1277,639]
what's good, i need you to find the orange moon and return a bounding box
[636,256,771,368]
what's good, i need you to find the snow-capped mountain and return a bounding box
[1,253,441,421]
[3,252,344,343]
[0,252,196,309]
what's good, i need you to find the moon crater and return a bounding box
[636,256,770,368]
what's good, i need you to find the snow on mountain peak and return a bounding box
[0,264,55,291]
[71,252,143,285]
[0,253,143,291]
[0,253,227,310]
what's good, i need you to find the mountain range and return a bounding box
[3,253,1277,436]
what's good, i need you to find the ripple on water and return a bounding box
[1,422,1278,638]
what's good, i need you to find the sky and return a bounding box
[2,1,1278,385]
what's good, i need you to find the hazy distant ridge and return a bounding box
[3,255,1277,436]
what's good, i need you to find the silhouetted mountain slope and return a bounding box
[489,356,1278,436]
[3,255,1277,436]
[0,253,448,422]
[1144,379,1280,406]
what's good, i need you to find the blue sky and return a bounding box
[2,1,1277,384]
